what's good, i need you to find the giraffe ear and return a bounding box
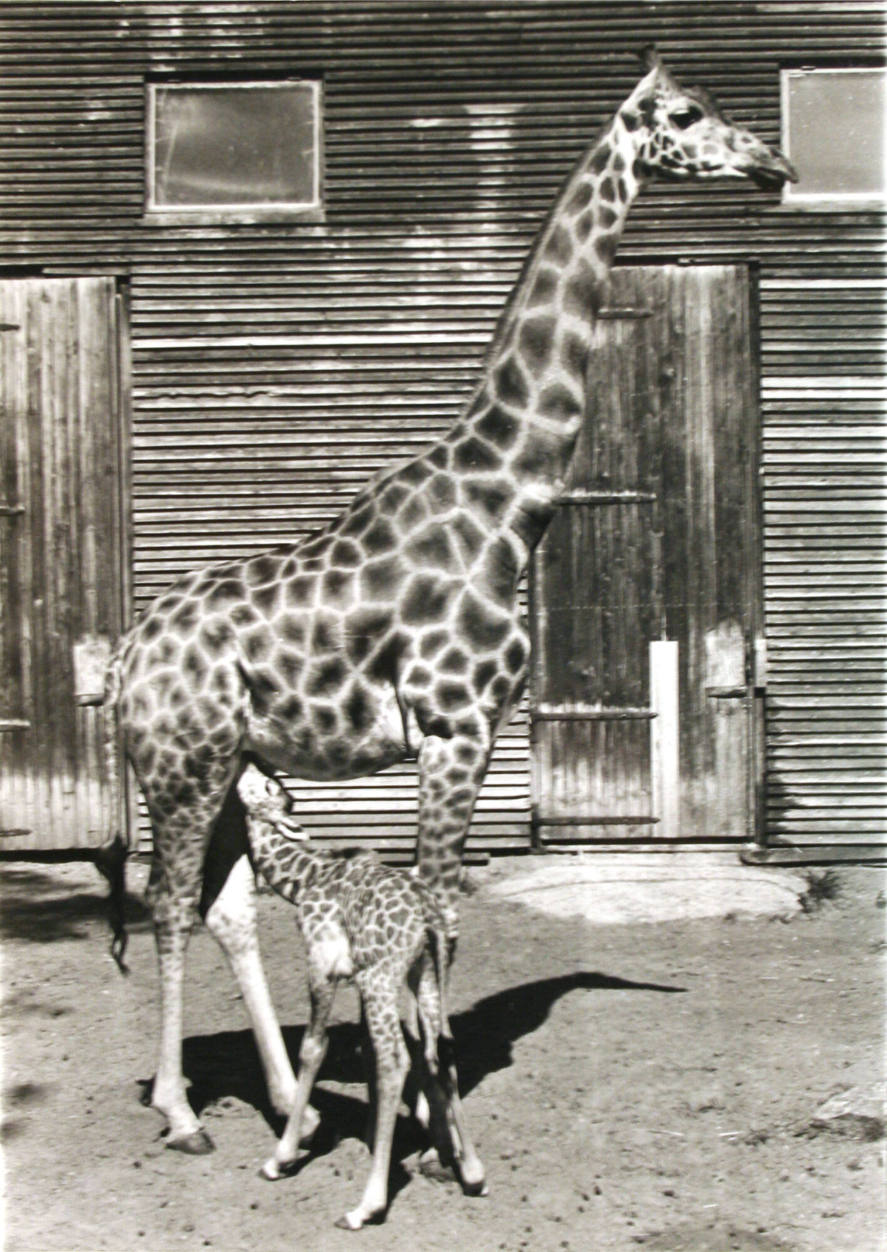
[639,45,663,73]
[279,815,308,841]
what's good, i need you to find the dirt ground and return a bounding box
[1,855,884,1252]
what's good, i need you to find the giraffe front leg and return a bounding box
[415,730,491,940]
[411,731,491,1190]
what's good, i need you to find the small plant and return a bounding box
[798,868,841,914]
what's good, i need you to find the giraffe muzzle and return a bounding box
[743,146,798,190]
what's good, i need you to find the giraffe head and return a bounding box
[237,764,308,840]
[624,47,797,190]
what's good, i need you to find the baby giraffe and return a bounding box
[236,763,487,1230]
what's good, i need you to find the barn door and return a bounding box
[530,264,763,844]
[0,277,128,851]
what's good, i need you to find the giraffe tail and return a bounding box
[425,905,452,1031]
[95,645,131,974]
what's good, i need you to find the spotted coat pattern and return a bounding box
[106,52,795,1151]
[236,765,485,1228]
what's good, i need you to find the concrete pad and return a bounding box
[480,852,808,925]
[811,1081,887,1141]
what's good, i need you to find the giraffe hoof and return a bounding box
[261,1155,299,1181]
[334,1209,385,1230]
[418,1148,456,1184]
[165,1128,215,1155]
[413,1091,430,1130]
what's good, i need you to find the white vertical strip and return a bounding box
[650,640,680,841]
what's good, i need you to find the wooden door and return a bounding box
[0,278,128,851]
[531,264,763,844]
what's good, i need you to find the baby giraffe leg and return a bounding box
[415,959,487,1196]
[358,1000,378,1150]
[262,975,335,1180]
[437,1031,487,1195]
[402,993,431,1132]
[336,969,409,1230]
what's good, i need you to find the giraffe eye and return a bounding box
[671,105,704,129]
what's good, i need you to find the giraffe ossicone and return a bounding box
[103,52,795,1155]
[236,763,486,1229]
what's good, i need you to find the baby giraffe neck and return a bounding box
[246,824,327,905]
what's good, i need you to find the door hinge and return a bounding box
[536,814,660,826]
[533,703,656,721]
[598,306,654,319]
[558,490,657,506]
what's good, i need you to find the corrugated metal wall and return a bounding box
[1,1,884,854]
[760,277,886,851]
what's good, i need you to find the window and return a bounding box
[781,67,885,206]
[146,80,322,222]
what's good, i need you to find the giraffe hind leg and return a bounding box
[336,967,409,1230]
[139,752,300,1152]
[146,788,229,1153]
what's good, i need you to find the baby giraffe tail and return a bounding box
[425,908,452,1029]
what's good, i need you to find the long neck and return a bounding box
[445,109,647,549]
[245,821,330,905]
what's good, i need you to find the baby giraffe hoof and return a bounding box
[418,1147,456,1184]
[260,1155,297,1181]
[334,1208,385,1230]
[299,1104,321,1146]
[165,1128,215,1155]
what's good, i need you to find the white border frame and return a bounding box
[780,66,886,207]
[145,79,324,224]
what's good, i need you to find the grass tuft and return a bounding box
[798,868,841,914]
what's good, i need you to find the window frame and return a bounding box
[144,78,324,225]
[780,66,885,209]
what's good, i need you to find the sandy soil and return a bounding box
[1,857,884,1252]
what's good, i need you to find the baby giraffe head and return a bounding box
[237,764,307,841]
[625,47,797,190]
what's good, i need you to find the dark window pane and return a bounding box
[785,69,885,200]
[151,83,319,209]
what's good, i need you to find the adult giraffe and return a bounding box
[105,50,795,1153]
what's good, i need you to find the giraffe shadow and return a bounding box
[175,969,685,1192]
[0,863,152,944]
